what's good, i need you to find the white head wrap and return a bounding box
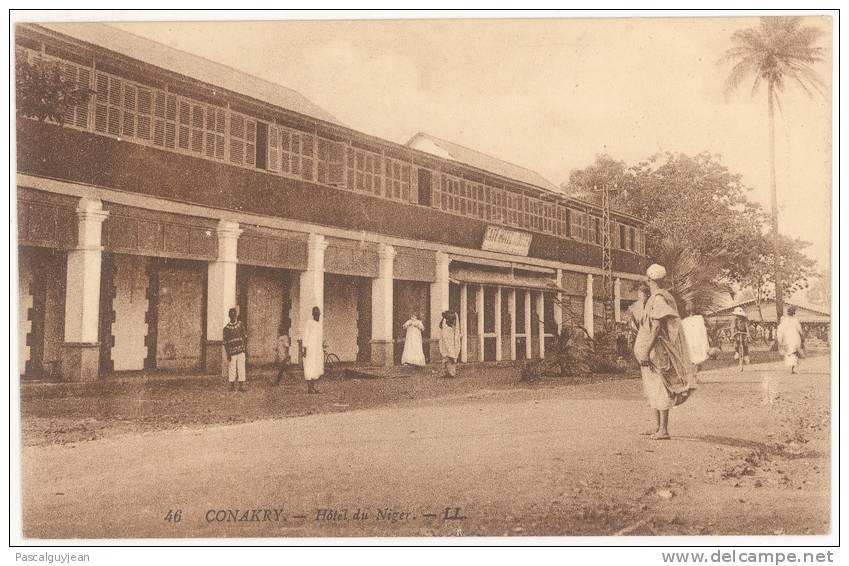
[646,263,667,281]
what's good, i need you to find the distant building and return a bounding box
[16,22,648,381]
[710,298,830,342]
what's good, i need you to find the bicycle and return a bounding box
[323,343,341,378]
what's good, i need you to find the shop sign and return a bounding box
[481,225,532,256]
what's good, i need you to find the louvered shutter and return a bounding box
[268,125,280,173]
[245,119,256,166]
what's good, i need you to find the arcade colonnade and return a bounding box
[18,187,633,381]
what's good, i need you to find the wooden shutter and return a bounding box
[268,125,280,173]
[245,119,256,166]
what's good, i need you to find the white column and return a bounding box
[614,277,622,322]
[205,220,242,375]
[494,287,502,361]
[430,252,451,361]
[524,290,532,359]
[584,273,594,338]
[299,233,328,346]
[62,198,108,381]
[206,220,241,340]
[476,285,485,362]
[460,284,468,362]
[64,199,109,344]
[554,269,563,332]
[371,243,396,366]
[508,289,517,361]
[536,291,545,359]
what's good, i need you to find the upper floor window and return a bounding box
[347,147,381,195]
[384,157,411,201]
[228,112,257,167]
[570,209,588,241]
[317,138,345,186]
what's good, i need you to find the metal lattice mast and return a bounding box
[600,183,614,326]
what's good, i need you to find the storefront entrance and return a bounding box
[146,259,206,371]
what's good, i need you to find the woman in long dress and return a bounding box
[401,314,426,366]
[438,311,462,378]
[633,264,697,440]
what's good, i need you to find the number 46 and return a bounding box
[164,510,182,523]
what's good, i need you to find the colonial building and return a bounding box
[16,22,648,381]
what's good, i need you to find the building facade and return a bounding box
[16,23,649,381]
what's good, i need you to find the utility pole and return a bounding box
[600,183,615,328]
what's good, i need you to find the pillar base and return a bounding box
[204,340,226,377]
[61,343,100,382]
[427,339,442,364]
[369,339,394,367]
[466,337,480,363]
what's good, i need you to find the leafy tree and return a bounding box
[719,16,827,321]
[15,55,92,125]
[614,151,765,284]
[805,273,831,307]
[566,151,818,309]
[742,232,819,307]
[562,154,633,205]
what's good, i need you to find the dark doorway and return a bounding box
[417,168,432,206]
[255,122,268,170]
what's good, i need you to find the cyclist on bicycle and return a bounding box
[732,307,751,365]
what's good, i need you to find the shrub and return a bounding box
[520,324,627,381]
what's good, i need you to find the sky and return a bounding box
[109,16,833,282]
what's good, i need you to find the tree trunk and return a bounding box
[768,83,785,322]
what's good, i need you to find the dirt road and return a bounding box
[20,356,830,538]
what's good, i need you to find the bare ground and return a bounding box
[19,355,830,539]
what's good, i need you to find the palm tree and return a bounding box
[719,16,826,322]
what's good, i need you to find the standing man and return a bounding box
[302,306,323,394]
[777,305,805,374]
[224,307,248,392]
[633,264,696,440]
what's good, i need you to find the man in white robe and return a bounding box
[777,306,805,374]
[302,306,324,393]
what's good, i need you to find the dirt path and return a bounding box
[19,356,830,539]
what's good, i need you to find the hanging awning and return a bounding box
[449,266,563,293]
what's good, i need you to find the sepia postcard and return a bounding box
[10,10,837,549]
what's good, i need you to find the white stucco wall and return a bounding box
[246,271,285,366]
[323,275,359,362]
[18,252,33,375]
[111,255,149,371]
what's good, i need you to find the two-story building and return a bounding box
[16,22,649,381]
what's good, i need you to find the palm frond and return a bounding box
[722,17,827,104]
[722,56,760,100]
[657,237,730,316]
